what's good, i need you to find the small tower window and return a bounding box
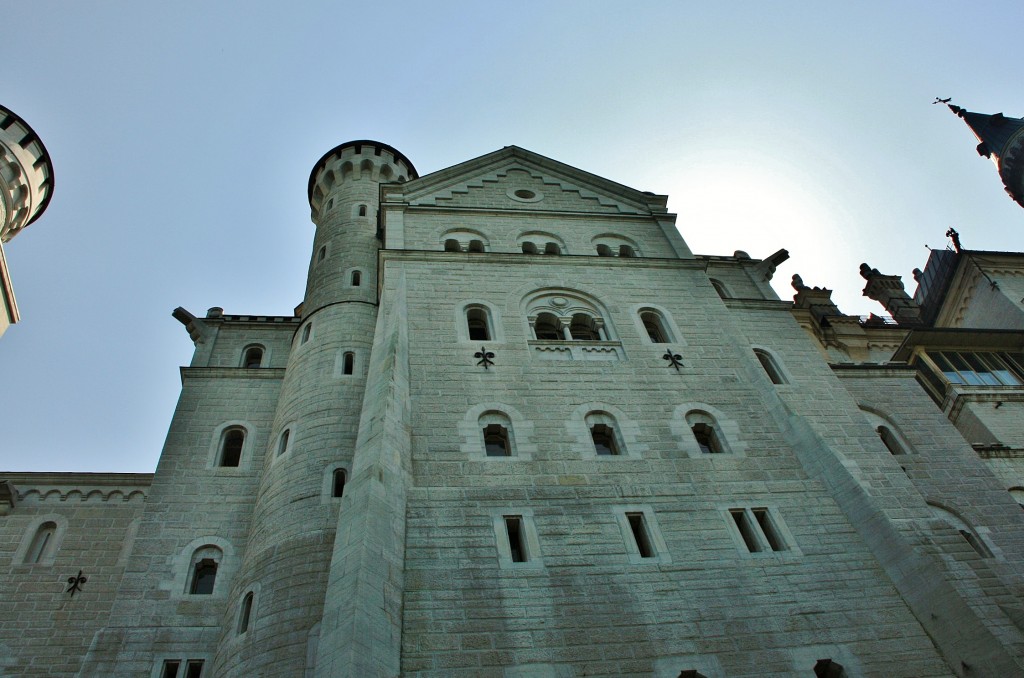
[25,522,57,564]
[332,469,346,498]
[301,324,312,345]
[190,559,218,595]
[596,244,612,257]
[691,423,722,454]
[242,346,263,368]
[351,271,361,287]
[277,429,291,456]
[238,591,254,634]
[317,246,326,262]
[533,313,562,340]
[522,242,538,254]
[483,424,511,456]
[342,351,355,375]
[468,239,485,253]
[444,239,461,252]
[219,428,244,467]
[466,307,491,341]
[544,242,561,255]
[358,204,367,217]
[754,349,786,384]
[640,310,670,343]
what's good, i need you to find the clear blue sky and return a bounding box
[2,2,1022,472]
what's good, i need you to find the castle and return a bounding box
[2,132,1024,677]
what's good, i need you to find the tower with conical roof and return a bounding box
[945,103,1024,209]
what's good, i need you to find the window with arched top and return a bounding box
[753,348,787,384]
[332,468,347,498]
[242,345,264,368]
[351,270,361,287]
[619,244,635,258]
[592,236,641,258]
[186,545,223,594]
[301,324,312,345]
[533,312,562,340]
[585,412,625,456]
[928,503,993,558]
[639,309,673,343]
[468,239,485,253]
[596,244,612,257]
[813,659,847,678]
[710,279,730,299]
[522,242,538,254]
[466,307,491,341]
[238,591,254,634]
[24,521,58,564]
[219,428,245,467]
[479,411,516,457]
[876,426,906,456]
[444,239,461,252]
[342,351,355,375]
[684,410,731,455]
[277,428,292,456]
[569,313,602,341]
[317,246,327,263]
[860,408,914,457]
[544,242,561,255]
[358,204,367,217]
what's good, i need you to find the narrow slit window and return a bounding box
[504,516,527,562]
[342,351,355,375]
[959,529,992,558]
[26,522,57,564]
[627,513,654,558]
[351,270,361,286]
[466,307,491,341]
[691,423,721,454]
[332,469,346,497]
[238,592,254,634]
[710,279,730,299]
[591,424,619,456]
[243,346,263,368]
[277,429,291,456]
[484,424,510,456]
[731,510,762,552]
[190,559,218,594]
[219,428,244,467]
[317,246,326,262]
[753,509,785,551]
[754,349,786,384]
[161,661,181,678]
[358,204,367,216]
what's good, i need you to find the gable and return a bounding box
[391,148,664,216]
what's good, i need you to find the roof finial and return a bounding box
[945,227,962,253]
[933,97,952,105]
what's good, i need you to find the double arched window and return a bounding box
[525,292,611,342]
[593,235,640,258]
[441,229,490,253]
[518,231,566,256]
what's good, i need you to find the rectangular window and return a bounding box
[627,513,654,558]
[185,661,204,678]
[504,516,527,563]
[730,507,788,553]
[161,661,181,678]
[731,509,762,552]
[753,509,786,552]
[925,350,1024,387]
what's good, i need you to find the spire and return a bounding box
[940,100,1024,209]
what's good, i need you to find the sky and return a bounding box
[2,1,1022,473]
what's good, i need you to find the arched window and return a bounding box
[480,411,516,457]
[466,307,491,341]
[238,591,254,634]
[277,429,291,456]
[358,204,367,217]
[544,242,561,255]
[754,349,786,384]
[876,426,906,455]
[684,410,730,455]
[522,242,538,254]
[619,244,635,258]
[585,412,624,456]
[929,504,992,558]
[317,246,327,263]
[187,546,223,594]
[342,351,355,375]
[533,312,562,340]
[569,313,601,341]
[468,239,485,253]
[813,659,847,678]
[219,428,245,467]
[444,239,461,252]
[25,521,57,564]
[710,279,730,299]
[596,244,612,257]
[351,270,361,287]
[332,469,346,498]
[242,345,263,368]
[639,310,671,343]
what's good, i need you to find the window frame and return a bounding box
[491,508,544,569]
[613,505,671,564]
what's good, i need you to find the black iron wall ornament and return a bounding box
[66,570,87,596]
[662,350,684,371]
[475,347,496,369]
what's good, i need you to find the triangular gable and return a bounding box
[383,146,667,216]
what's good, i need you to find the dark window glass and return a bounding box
[641,312,668,343]
[243,347,263,368]
[332,469,346,498]
[190,559,217,595]
[238,592,253,633]
[591,424,619,455]
[220,429,244,467]
[343,352,354,375]
[569,314,600,341]
[484,424,510,456]
[161,661,181,678]
[533,313,562,340]
[627,513,654,557]
[351,271,361,286]
[691,423,721,454]
[467,308,490,341]
[504,516,526,562]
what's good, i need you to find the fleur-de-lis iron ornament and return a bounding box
[663,350,684,371]
[475,347,496,369]
[66,570,87,597]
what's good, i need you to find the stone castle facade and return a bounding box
[3,140,1024,677]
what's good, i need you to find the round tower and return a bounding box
[213,142,416,676]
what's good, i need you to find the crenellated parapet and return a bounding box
[307,140,417,217]
[0,105,53,242]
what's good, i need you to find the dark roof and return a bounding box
[949,105,1024,160]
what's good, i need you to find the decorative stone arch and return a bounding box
[455,299,505,343]
[925,501,997,559]
[13,514,68,566]
[750,345,792,385]
[567,402,645,459]
[521,287,617,342]
[333,348,363,378]
[628,302,685,346]
[670,403,747,458]
[171,536,235,600]
[591,233,642,257]
[207,420,256,470]
[357,158,375,181]
[321,462,350,504]
[517,230,567,255]
[459,402,536,460]
[440,227,490,253]
[858,406,915,456]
